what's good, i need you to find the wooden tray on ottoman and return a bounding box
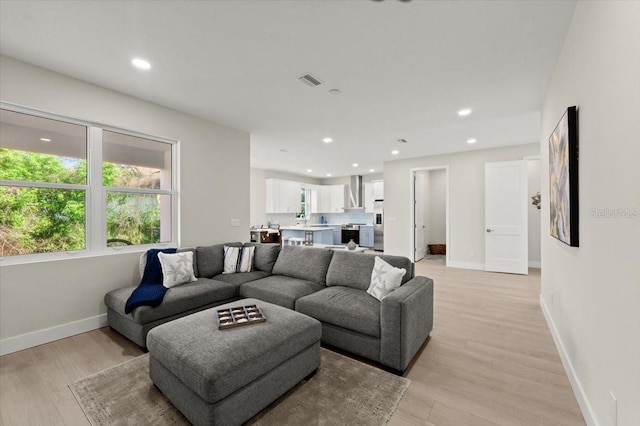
[215,304,266,330]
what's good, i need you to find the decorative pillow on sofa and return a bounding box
[139,247,197,278]
[223,245,255,274]
[157,251,197,288]
[367,256,407,301]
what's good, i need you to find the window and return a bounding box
[0,104,177,261]
[103,131,173,246]
[295,187,306,219]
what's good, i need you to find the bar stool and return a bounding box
[288,237,305,246]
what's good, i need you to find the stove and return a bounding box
[341,224,363,244]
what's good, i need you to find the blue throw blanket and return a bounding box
[124,248,177,314]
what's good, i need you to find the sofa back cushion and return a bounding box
[243,243,281,273]
[272,245,334,285]
[195,243,242,278]
[326,251,414,290]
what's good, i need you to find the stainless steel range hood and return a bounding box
[346,175,364,210]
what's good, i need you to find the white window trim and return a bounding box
[0,102,180,266]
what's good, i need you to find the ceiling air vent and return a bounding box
[298,73,323,87]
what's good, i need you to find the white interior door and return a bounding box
[485,160,528,274]
[414,172,427,261]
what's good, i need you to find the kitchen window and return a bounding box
[0,104,178,263]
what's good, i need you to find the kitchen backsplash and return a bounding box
[261,211,374,227]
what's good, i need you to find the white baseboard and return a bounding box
[0,314,107,356]
[528,260,542,268]
[539,295,598,426]
[446,260,485,271]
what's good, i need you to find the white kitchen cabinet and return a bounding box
[373,181,384,200]
[359,225,374,247]
[307,187,319,214]
[333,228,342,244]
[266,179,302,213]
[315,184,344,213]
[317,185,331,213]
[329,184,346,212]
[363,182,375,212]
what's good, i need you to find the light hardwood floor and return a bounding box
[0,260,584,425]
[390,260,584,426]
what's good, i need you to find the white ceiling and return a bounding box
[0,0,576,178]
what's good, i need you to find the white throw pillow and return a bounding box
[223,246,255,274]
[367,256,406,301]
[158,251,197,288]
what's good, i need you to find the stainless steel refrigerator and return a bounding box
[374,200,384,251]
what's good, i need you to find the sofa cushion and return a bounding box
[212,271,271,287]
[296,286,381,338]
[196,243,242,278]
[243,243,281,273]
[326,251,414,290]
[105,278,237,323]
[139,247,198,278]
[272,246,334,285]
[239,275,325,309]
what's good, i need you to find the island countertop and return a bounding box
[279,226,337,231]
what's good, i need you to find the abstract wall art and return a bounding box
[549,106,579,247]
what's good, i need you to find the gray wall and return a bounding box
[0,56,250,341]
[383,143,538,268]
[540,2,640,425]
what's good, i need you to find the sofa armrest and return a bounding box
[380,275,434,372]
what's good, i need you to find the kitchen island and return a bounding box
[280,226,335,245]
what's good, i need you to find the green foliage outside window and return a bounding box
[0,148,163,256]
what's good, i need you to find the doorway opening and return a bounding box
[411,166,449,265]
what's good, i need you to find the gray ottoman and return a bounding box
[147,298,322,426]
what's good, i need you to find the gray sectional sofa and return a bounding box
[104,242,433,372]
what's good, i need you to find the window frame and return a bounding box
[0,102,179,265]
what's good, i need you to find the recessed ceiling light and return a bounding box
[322,137,333,144]
[131,58,151,70]
[40,138,51,142]
[391,150,399,155]
[280,149,288,152]
[328,88,341,95]
[458,108,472,116]
[369,169,375,172]
[467,138,477,144]
[352,163,358,167]
[397,138,408,143]
[306,169,312,173]
[326,173,332,177]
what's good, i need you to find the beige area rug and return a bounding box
[70,348,410,426]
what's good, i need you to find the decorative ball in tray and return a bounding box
[215,304,266,330]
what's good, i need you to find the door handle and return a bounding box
[486,229,494,233]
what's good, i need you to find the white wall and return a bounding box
[428,169,447,245]
[0,56,250,348]
[527,159,541,266]
[540,3,640,426]
[383,143,538,268]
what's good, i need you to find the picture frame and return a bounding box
[549,106,579,246]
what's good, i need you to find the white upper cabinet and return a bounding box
[317,184,344,213]
[364,182,375,212]
[266,179,302,213]
[266,180,345,214]
[373,181,384,200]
[329,184,346,212]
